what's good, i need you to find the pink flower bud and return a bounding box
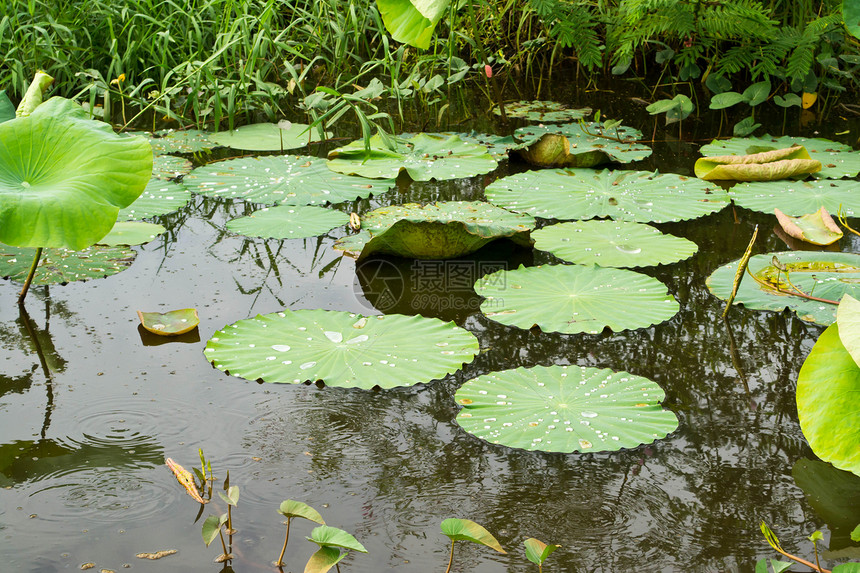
[484,64,493,78]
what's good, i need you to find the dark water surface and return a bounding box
[3,74,860,572]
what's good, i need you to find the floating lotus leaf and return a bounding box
[706,251,860,325]
[153,155,193,180]
[495,100,591,122]
[204,309,479,389]
[514,121,652,168]
[797,323,860,476]
[326,133,497,181]
[186,155,393,206]
[455,364,679,453]
[475,264,679,334]
[117,179,191,221]
[136,129,214,154]
[486,169,728,223]
[209,122,329,151]
[700,135,860,179]
[376,0,450,50]
[138,308,200,336]
[0,244,136,284]
[694,146,821,181]
[98,221,166,246]
[729,179,860,217]
[333,201,535,260]
[226,205,349,239]
[774,207,842,246]
[403,132,518,161]
[838,295,860,368]
[532,220,698,267]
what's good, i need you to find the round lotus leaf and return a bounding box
[118,179,191,221]
[97,221,165,246]
[333,201,535,260]
[476,264,679,334]
[514,122,652,168]
[486,168,728,223]
[455,364,679,453]
[706,251,860,325]
[204,309,479,389]
[135,129,214,154]
[0,244,136,285]
[402,132,518,161]
[797,323,860,476]
[532,220,698,268]
[0,97,152,250]
[495,101,591,123]
[326,133,497,181]
[209,122,330,151]
[226,205,349,239]
[137,308,200,336]
[729,179,860,217]
[185,155,393,206]
[700,135,860,179]
[153,155,193,180]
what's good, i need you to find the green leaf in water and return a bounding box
[0,244,136,285]
[694,146,820,181]
[98,221,166,246]
[118,179,191,221]
[226,206,349,239]
[308,525,367,553]
[278,500,325,524]
[774,207,842,246]
[209,122,330,151]
[513,121,652,168]
[202,513,228,547]
[524,538,560,566]
[440,518,505,553]
[495,100,591,122]
[137,309,200,336]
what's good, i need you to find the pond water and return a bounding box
[3,74,860,573]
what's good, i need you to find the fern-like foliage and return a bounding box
[528,0,603,69]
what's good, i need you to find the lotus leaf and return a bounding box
[495,100,591,122]
[333,201,535,260]
[729,179,860,217]
[838,295,860,368]
[440,519,505,553]
[524,538,560,567]
[16,72,53,117]
[148,129,214,154]
[706,251,860,325]
[305,546,344,573]
[204,309,479,389]
[476,264,679,334]
[98,222,166,246]
[186,155,393,205]
[0,90,14,123]
[209,122,329,151]
[514,121,652,168]
[694,146,821,181]
[700,135,860,179]
[774,207,842,246]
[797,323,860,476]
[403,131,517,160]
[376,0,450,49]
[137,309,200,336]
[308,526,367,553]
[278,500,325,524]
[455,365,679,453]
[153,155,193,180]
[0,97,152,250]
[0,244,136,284]
[532,220,698,267]
[326,133,497,181]
[118,179,191,221]
[485,169,728,223]
[226,206,349,239]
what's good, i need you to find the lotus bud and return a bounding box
[484,64,493,78]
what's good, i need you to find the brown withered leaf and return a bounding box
[165,458,207,504]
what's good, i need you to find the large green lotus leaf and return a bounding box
[0,244,136,284]
[153,155,193,180]
[185,155,393,205]
[514,122,652,168]
[774,207,842,246]
[485,169,728,223]
[210,122,329,151]
[706,251,860,325]
[532,220,698,268]
[495,101,591,122]
[150,129,214,154]
[455,365,679,453]
[226,205,349,239]
[333,201,535,260]
[98,221,166,246]
[700,135,860,179]
[729,179,860,217]
[326,133,497,181]
[475,264,679,334]
[204,309,479,389]
[376,0,450,49]
[797,323,860,476]
[0,97,152,250]
[403,132,517,161]
[847,0,860,40]
[0,90,14,124]
[117,179,191,221]
[838,294,860,368]
[694,146,821,181]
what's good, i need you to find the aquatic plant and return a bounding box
[524,538,560,572]
[728,179,860,217]
[202,475,239,563]
[226,206,350,240]
[137,309,200,337]
[274,500,326,568]
[304,525,367,573]
[694,146,821,181]
[513,121,653,168]
[440,518,505,573]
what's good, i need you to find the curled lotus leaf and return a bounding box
[700,135,860,179]
[165,457,207,503]
[694,146,821,181]
[226,205,349,239]
[333,201,535,260]
[729,179,860,217]
[118,179,191,221]
[326,133,497,181]
[204,309,479,389]
[0,243,136,285]
[514,121,652,168]
[774,207,842,246]
[185,155,393,206]
[376,0,450,50]
[706,251,860,325]
[138,309,200,336]
[455,365,679,453]
[153,155,193,180]
[98,221,166,246]
[532,220,698,268]
[495,100,591,122]
[486,168,728,223]
[209,122,330,151]
[476,264,679,334]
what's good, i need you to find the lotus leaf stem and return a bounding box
[17,247,43,305]
[444,539,455,573]
[275,516,291,567]
[723,225,757,317]
[837,207,860,237]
